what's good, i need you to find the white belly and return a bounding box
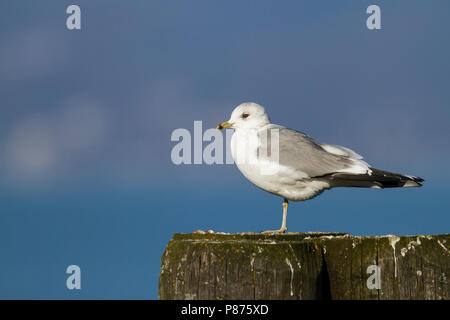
[230,128,331,201]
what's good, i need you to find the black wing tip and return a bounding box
[408,175,424,183]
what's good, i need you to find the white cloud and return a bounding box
[4,116,56,175]
[2,95,110,181]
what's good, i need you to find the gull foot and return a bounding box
[193,229,215,234]
[261,227,287,234]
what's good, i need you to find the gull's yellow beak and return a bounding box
[217,121,233,130]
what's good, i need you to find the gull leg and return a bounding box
[280,199,288,232]
[261,199,288,234]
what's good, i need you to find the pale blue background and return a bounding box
[0,1,449,299]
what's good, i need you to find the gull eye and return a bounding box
[242,113,250,119]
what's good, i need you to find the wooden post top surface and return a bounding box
[170,231,450,242]
[171,231,350,242]
[160,232,450,300]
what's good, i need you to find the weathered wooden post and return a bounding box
[158,232,449,300]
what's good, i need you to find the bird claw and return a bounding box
[261,227,287,234]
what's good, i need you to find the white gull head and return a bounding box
[218,102,270,130]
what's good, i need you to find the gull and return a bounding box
[217,102,424,233]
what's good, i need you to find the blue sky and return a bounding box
[0,1,449,299]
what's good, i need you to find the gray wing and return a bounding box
[258,126,356,178]
[257,126,422,189]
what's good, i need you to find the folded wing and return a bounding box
[258,126,371,178]
[258,125,423,189]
